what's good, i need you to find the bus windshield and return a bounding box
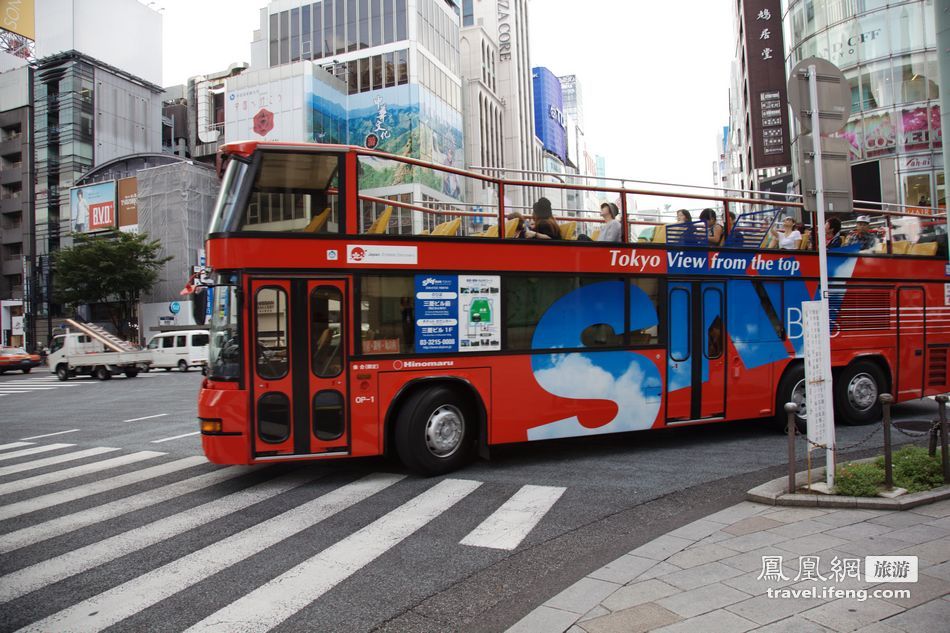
[208,280,241,380]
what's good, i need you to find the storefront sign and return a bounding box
[744,0,790,168]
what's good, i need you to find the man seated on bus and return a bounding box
[844,215,875,250]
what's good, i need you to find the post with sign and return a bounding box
[788,57,853,490]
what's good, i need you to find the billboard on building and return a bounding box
[532,67,567,163]
[117,177,138,233]
[69,181,116,233]
[0,0,35,40]
[742,0,790,169]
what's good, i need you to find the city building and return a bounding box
[727,0,792,195]
[781,0,942,210]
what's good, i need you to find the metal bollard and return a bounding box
[936,395,950,484]
[786,402,798,494]
[880,394,893,490]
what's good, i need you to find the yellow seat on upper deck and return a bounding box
[366,206,393,234]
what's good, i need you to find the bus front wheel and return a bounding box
[394,386,474,476]
[835,360,885,426]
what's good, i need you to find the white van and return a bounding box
[146,330,209,372]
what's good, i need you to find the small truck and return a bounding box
[47,319,152,381]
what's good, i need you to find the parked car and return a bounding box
[146,330,209,372]
[0,347,43,374]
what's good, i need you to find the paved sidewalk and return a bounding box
[508,499,950,632]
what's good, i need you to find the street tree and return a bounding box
[53,231,173,340]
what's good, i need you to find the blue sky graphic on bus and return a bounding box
[414,274,458,353]
[527,281,662,440]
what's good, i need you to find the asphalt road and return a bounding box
[0,367,939,633]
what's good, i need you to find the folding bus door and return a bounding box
[666,281,726,422]
[250,279,349,458]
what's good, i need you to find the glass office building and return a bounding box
[781,0,941,209]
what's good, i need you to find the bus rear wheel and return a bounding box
[394,386,474,476]
[835,360,885,426]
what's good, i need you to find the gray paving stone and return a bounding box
[921,560,950,582]
[923,515,950,530]
[703,502,771,525]
[812,509,888,527]
[566,626,586,633]
[822,521,893,541]
[632,561,681,582]
[505,605,578,633]
[886,524,950,545]
[851,624,903,633]
[722,568,798,595]
[755,615,837,632]
[880,597,950,633]
[587,554,658,585]
[720,546,800,573]
[836,536,917,557]
[544,577,622,615]
[659,561,745,591]
[577,605,609,623]
[876,572,950,609]
[762,508,831,523]
[601,579,679,612]
[696,530,734,545]
[868,512,929,529]
[767,519,836,538]
[668,519,728,541]
[667,543,741,569]
[802,596,904,632]
[656,582,751,618]
[894,539,950,567]
[628,534,693,561]
[726,590,825,625]
[650,609,757,633]
[580,602,681,633]
[906,500,950,518]
[781,533,850,555]
[718,530,789,553]
[722,515,786,536]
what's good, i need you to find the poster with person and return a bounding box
[70,182,117,233]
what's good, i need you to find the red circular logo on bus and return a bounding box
[253,108,275,136]
[349,247,366,261]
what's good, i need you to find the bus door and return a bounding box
[250,279,349,458]
[666,281,726,422]
[896,286,925,400]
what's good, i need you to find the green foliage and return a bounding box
[835,462,884,497]
[891,446,944,493]
[53,231,173,339]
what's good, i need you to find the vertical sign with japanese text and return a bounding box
[802,301,834,448]
[742,0,791,169]
[414,275,459,353]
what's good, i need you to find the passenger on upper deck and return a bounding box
[825,217,843,248]
[844,215,876,250]
[674,209,699,244]
[700,208,723,246]
[770,216,802,250]
[522,197,560,240]
[597,203,622,242]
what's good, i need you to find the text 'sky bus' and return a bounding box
[198,141,949,474]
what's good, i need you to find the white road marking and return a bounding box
[460,485,566,550]
[0,465,255,553]
[185,478,482,633]
[0,442,34,451]
[17,473,404,633]
[0,447,120,478]
[0,444,74,462]
[0,391,29,395]
[124,413,168,423]
[150,431,200,443]
[0,455,207,521]
[0,451,165,497]
[19,429,80,441]
[0,469,325,602]
[0,386,57,390]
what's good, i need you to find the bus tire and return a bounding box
[394,386,474,476]
[56,364,69,382]
[835,360,885,426]
[775,364,807,434]
[95,366,112,381]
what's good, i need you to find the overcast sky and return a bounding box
[160,0,734,194]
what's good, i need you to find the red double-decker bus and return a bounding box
[198,141,949,474]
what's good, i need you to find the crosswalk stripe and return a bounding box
[0,444,74,462]
[460,485,566,550]
[0,447,120,478]
[0,465,255,553]
[0,451,165,497]
[0,455,208,521]
[0,442,34,452]
[17,472,404,633]
[19,430,80,441]
[186,478,482,633]
[0,390,28,395]
[0,469,325,602]
[0,386,57,390]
